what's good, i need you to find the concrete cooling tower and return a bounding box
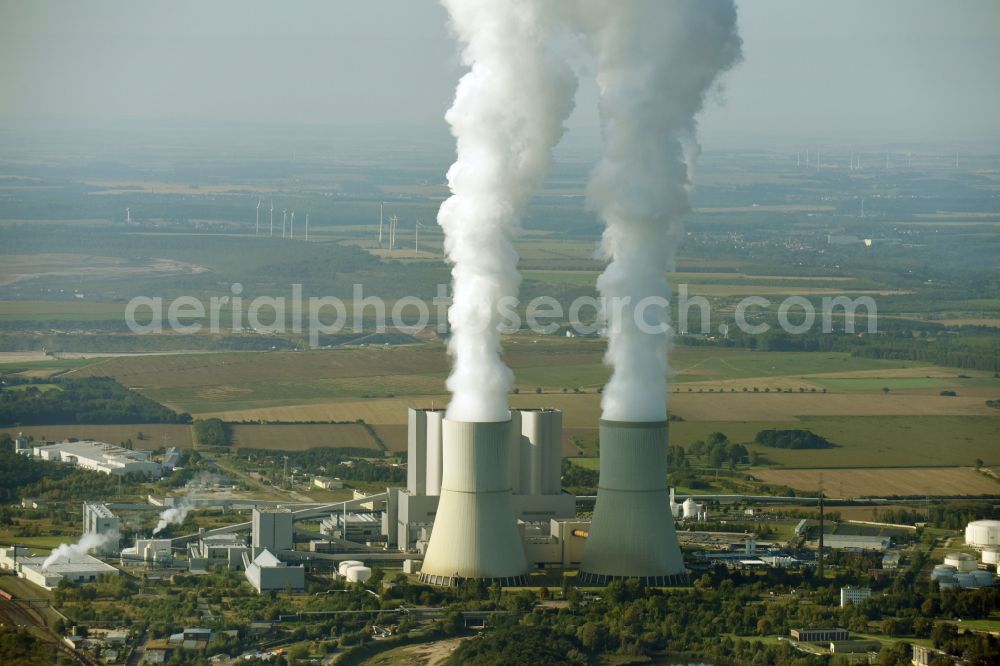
[418,417,529,586]
[579,420,687,585]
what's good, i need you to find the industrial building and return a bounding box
[120,538,172,564]
[82,503,121,554]
[188,534,249,572]
[818,534,890,552]
[392,408,576,585]
[244,548,304,593]
[321,512,383,543]
[252,508,293,552]
[839,586,871,607]
[790,628,849,642]
[579,420,687,586]
[32,440,162,477]
[18,554,119,590]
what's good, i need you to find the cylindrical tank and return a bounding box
[982,549,1000,566]
[425,410,444,496]
[944,552,978,573]
[966,520,1000,548]
[579,421,686,586]
[345,565,372,583]
[418,418,529,586]
[682,497,699,520]
[970,570,994,587]
[931,564,957,581]
[338,560,363,576]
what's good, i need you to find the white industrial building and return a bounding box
[244,548,304,593]
[18,554,119,590]
[188,534,249,572]
[965,520,1000,549]
[32,440,162,477]
[819,534,891,552]
[82,503,120,555]
[943,552,978,573]
[579,420,687,586]
[321,512,383,543]
[313,476,344,490]
[120,538,172,564]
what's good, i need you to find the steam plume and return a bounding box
[152,500,192,535]
[438,0,577,422]
[581,0,742,421]
[42,531,119,570]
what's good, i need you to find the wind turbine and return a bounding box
[269,201,274,237]
[126,207,131,226]
[290,211,295,240]
[415,219,422,253]
[378,202,384,247]
[282,210,287,239]
[305,213,309,241]
[255,199,261,235]
[389,215,398,250]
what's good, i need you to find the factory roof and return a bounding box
[22,554,117,576]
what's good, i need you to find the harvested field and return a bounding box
[0,424,192,448]
[370,424,406,453]
[753,467,1000,498]
[227,424,381,451]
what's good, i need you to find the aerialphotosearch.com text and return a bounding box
[125,283,877,347]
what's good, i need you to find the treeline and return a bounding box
[682,327,1000,374]
[561,459,598,493]
[755,429,835,450]
[0,377,188,426]
[192,418,228,446]
[246,447,405,484]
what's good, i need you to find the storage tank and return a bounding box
[965,520,1000,548]
[982,549,1000,566]
[579,420,686,586]
[418,418,529,586]
[931,564,957,582]
[970,570,994,588]
[944,552,978,573]
[682,498,699,520]
[338,560,363,577]
[345,565,372,583]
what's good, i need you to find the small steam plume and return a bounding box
[42,531,119,570]
[579,0,742,421]
[438,0,577,422]
[152,500,192,535]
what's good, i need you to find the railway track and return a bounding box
[0,596,99,666]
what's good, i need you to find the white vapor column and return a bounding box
[577,0,742,584]
[421,0,576,585]
[436,0,577,422]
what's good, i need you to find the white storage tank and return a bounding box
[338,560,363,577]
[965,520,1000,548]
[345,565,372,583]
[682,497,700,520]
[944,552,978,573]
[982,549,1000,566]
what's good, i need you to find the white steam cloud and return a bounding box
[42,531,119,570]
[580,0,742,421]
[438,0,577,422]
[152,499,192,535]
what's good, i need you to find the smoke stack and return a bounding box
[579,420,686,585]
[418,417,528,586]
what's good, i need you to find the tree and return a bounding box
[882,387,890,396]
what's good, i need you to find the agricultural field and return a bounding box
[752,467,1000,498]
[227,423,382,452]
[0,424,193,449]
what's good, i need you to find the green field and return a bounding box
[812,377,957,391]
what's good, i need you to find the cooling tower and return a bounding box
[418,417,528,586]
[579,420,687,586]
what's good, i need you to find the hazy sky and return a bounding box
[1,1,998,145]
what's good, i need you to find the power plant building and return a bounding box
[391,408,575,585]
[252,508,293,552]
[244,548,304,593]
[82,503,121,555]
[580,420,687,586]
